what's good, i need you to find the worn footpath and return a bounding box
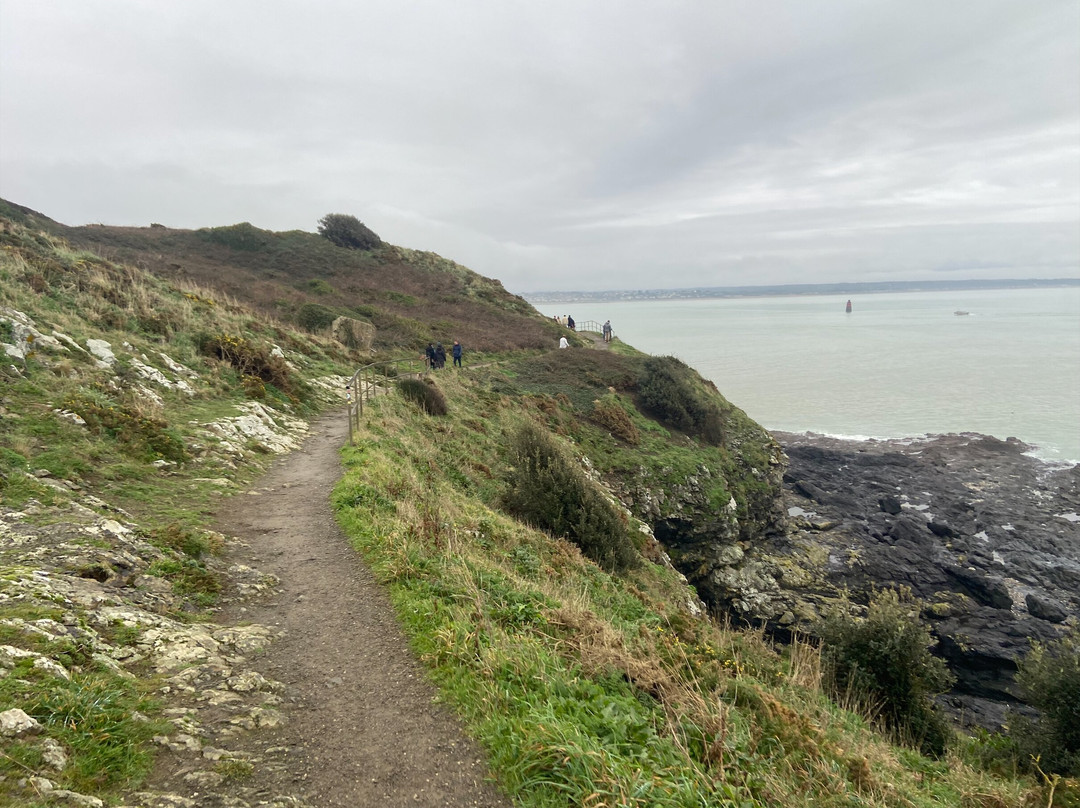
[200,411,511,807]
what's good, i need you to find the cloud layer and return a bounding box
[2,0,1077,292]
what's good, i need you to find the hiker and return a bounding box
[425,342,436,369]
[435,342,447,369]
[559,335,569,349]
[452,340,463,367]
[567,315,575,331]
[603,320,612,342]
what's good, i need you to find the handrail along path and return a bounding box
[345,357,426,444]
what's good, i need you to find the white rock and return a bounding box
[53,409,88,426]
[1,307,67,360]
[48,787,105,807]
[33,655,72,680]
[0,707,42,737]
[52,331,90,354]
[159,351,198,378]
[42,737,68,770]
[0,645,70,679]
[130,357,194,395]
[86,339,117,367]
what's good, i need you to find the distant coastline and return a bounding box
[523,277,1080,304]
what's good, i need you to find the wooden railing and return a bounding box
[345,357,426,444]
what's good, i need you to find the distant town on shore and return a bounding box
[524,277,1080,304]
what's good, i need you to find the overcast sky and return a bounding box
[1,1,1078,293]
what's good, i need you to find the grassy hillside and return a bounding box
[0,206,1067,806]
[0,198,561,354]
[332,368,1056,807]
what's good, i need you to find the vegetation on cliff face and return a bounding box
[1,203,1072,805]
[333,368,1047,807]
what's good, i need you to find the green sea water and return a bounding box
[541,287,1080,463]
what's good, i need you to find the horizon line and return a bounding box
[522,277,1080,299]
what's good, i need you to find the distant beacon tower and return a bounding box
[845,299,852,313]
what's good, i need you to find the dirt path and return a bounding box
[578,331,611,350]
[212,411,511,807]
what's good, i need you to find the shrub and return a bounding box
[399,377,448,416]
[317,213,382,251]
[62,391,187,463]
[198,333,296,399]
[502,422,636,572]
[637,356,724,445]
[1014,629,1080,775]
[296,302,336,332]
[589,395,640,444]
[197,222,274,251]
[818,588,955,756]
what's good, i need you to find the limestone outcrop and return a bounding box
[330,316,375,352]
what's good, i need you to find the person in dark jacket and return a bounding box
[452,340,463,367]
[435,342,447,369]
[567,315,575,330]
[425,342,436,369]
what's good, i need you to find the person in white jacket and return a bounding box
[558,336,569,349]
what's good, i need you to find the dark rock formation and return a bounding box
[643,430,1079,729]
[620,440,788,617]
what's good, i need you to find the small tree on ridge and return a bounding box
[317,213,382,250]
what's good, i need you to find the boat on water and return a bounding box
[955,310,971,316]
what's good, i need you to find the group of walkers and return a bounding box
[554,316,615,348]
[425,340,463,369]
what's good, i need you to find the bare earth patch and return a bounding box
[195,411,510,807]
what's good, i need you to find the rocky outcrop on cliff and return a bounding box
[689,431,1078,728]
[620,440,788,614]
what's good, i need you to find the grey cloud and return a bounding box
[1,0,1076,293]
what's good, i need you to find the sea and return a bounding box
[537,286,1080,464]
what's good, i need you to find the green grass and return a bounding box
[0,214,357,802]
[2,206,1065,807]
[331,372,1044,808]
[0,627,170,800]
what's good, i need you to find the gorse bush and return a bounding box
[502,422,636,572]
[63,391,187,463]
[198,332,297,399]
[296,302,336,332]
[589,394,640,445]
[317,213,383,251]
[818,588,955,757]
[197,222,275,252]
[398,377,448,416]
[1014,628,1080,775]
[637,356,724,445]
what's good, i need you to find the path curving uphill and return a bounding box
[211,411,510,807]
